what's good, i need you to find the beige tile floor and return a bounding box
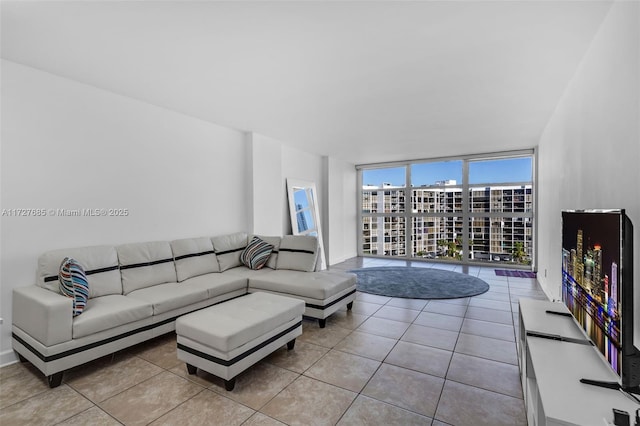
[0,257,548,426]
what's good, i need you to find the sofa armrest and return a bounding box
[13,286,72,346]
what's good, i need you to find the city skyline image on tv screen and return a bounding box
[562,210,622,375]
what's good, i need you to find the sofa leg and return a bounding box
[48,372,63,388]
[17,353,28,363]
[225,378,236,391]
[287,339,296,350]
[347,302,354,311]
[318,318,326,328]
[186,363,197,375]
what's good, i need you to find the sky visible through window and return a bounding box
[293,189,315,232]
[362,157,532,187]
[293,189,310,209]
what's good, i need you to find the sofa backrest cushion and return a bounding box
[276,235,319,272]
[251,235,281,269]
[211,232,248,272]
[117,241,177,294]
[170,237,219,282]
[37,245,122,298]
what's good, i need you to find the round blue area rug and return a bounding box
[349,266,490,299]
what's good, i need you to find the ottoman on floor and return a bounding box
[176,292,305,391]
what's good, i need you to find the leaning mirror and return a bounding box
[286,178,326,270]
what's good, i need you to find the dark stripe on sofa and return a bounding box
[12,326,160,363]
[86,265,120,275]
[44,265,120,283]
[305,289,356,310]
[216,247,245,256]
[120,258,174,270]
[177,321,302,367]
[279,248,315,255]
[174,250,215,261]
[12,294,249,363]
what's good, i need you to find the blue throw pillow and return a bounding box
[59,257,89,316]
[240,237,274,270]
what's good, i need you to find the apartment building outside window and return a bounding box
[358,151,535,269]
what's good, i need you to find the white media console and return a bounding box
[519,298,639,426]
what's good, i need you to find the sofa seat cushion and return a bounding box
[180,273,248,299]
[248,270,356,301]
[176,292,304,353]
[126,283,208,315]
[73,295,153,339]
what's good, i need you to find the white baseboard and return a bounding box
[329,256,349,267]
[329,253,356,267]
[1,349,18,368]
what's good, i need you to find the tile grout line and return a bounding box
[429,298,469,424]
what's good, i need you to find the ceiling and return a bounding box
[1,1,613,165]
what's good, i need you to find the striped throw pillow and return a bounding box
[59,257,89,316]
[240,237,274,270]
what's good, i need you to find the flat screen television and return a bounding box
[561,209,639,393]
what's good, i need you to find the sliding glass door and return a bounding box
[358,151,535,269]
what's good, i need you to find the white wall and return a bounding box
[0,60,250,363]
[325,157,358,265]
[248,136,357,266]
[0,61,359,364]
[281,144,325,236]
[247,132,283,236]
[537,0,639,311]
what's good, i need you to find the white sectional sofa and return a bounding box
[11,232,356,388]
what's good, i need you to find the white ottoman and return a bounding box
[176,292,304,391]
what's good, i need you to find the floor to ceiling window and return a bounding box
[358,151,535,269]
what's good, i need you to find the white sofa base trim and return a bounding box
[13,328,154,387]
[304,288,357,320]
